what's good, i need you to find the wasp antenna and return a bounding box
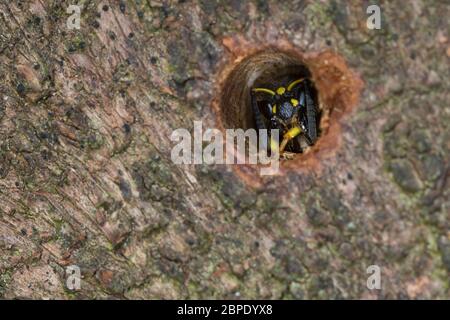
[287,78,305,91]
[252,88,276,96]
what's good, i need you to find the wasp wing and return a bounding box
[304,82,317,143]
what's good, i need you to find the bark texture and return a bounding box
[0,0,449,299]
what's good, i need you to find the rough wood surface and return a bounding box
[0,0,449,299]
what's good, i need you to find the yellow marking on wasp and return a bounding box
[287,78,305,91]
[253,88,276,96]
[284,127,301,139]
[291,99,299,107]
[278,127,302,153]
[272,104,277,113]
[276,87,286,95]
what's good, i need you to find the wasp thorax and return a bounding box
[279,101,294,120]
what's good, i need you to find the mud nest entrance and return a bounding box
[219,48,321,155]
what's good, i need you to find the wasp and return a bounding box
[250,78,318,155]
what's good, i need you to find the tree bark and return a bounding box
[0,0,448,299]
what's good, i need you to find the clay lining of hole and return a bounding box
[211,36,363,185]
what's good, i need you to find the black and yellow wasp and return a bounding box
[251,78,318,154]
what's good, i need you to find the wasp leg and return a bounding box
[279,126,301,153]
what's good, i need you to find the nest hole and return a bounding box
[220,48,322,155]
[214,42,363,178]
